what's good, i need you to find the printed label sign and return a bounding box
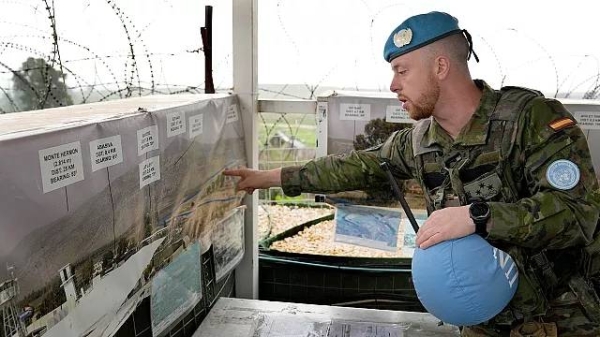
[386,105,413,123]
[137,125,159,156]
[334,204,401,251]
[574,111,600,130]
[167,112,186,138]
[139,156,161,188]
[189,114,204,138]
[339,103,371,121]
[226,104,239,124]
[89,135,123,172]
[39,141,85,193]
[330,320,405,337]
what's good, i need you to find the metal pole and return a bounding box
[201,6,215,94]
[380,161,420,233]
[232,0,258,299]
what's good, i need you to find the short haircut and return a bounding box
[426,33,470,70]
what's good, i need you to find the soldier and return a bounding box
[224,11,600,336]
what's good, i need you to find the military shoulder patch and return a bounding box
[546,159,580,190]
[548,117,575,132]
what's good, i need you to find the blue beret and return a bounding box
[383,11,462,63]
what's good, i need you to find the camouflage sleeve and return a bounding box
[280,128,415,196]
[487,98,600,249]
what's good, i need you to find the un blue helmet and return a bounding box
[412,234,519,326]
[383,11,478,63]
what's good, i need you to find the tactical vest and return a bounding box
[411,86,536,213]
[409,86,600,323]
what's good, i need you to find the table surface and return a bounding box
[192,297,460,336]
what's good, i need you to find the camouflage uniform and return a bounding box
[281,80,600,336]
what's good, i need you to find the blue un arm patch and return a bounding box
[546,159,580,190]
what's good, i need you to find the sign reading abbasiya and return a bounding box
[0,94,247,337]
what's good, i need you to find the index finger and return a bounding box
[223,168,244,176]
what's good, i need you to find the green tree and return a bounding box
[117,238,128,257]
[102,250,114,269]
[78,259,94,288]
[38,278,65,316]
[143,212,153,238]
[353,118,411,150]
[12,57,73,111]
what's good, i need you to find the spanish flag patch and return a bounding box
[548,117,576,132]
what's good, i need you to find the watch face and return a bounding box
[471,202,489,219]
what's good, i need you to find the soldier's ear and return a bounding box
[434,56,450,80]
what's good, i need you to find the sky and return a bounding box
[1,0,599,100]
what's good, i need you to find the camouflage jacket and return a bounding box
[281,80,600,321]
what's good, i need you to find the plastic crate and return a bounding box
[258,214,424,312]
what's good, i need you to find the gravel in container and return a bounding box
[258,203,334,239]
[259,204,414,258]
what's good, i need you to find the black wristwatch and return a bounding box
[469,201,490,237]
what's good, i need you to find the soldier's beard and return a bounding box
[408,78,440,121]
